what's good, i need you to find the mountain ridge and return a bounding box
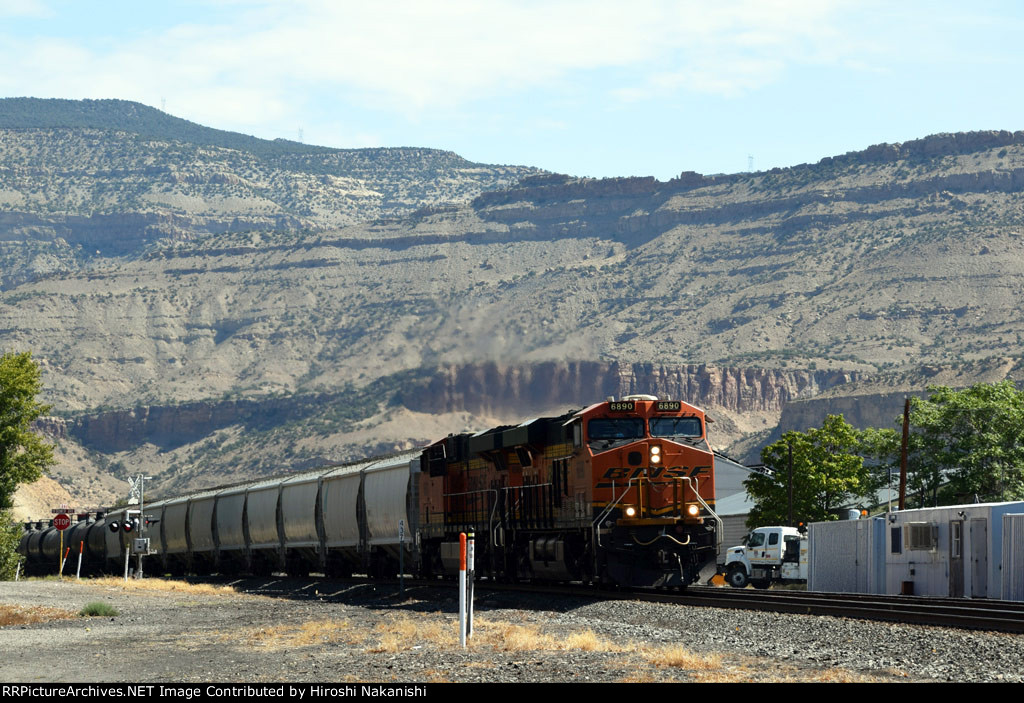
[3,99,1024,508]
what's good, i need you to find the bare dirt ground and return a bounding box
[0,577,926,684]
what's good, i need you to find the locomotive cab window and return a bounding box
[587,418,645,452]
[649,417,702,439]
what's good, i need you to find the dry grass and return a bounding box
[81,577,238,596]
[644,644,723,671]
[231,620,367,651]
[472,618,623,653]
[0,604,77,627]
[193,609,906,683]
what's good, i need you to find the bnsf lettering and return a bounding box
[601,465,709,481]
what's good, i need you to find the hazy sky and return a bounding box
[2,1,1022,179]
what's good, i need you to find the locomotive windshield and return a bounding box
[649,417,702,438]
[588,418,645,440]
[587,418,644,451]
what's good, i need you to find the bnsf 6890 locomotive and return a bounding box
[19,396,720,589]
[419,395,720,588]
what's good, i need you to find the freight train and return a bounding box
[18,396,721,588]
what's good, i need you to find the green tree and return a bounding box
[903,381,1024,506]
[745,415,877,528]
[0,351,56,579]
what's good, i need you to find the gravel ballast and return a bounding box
[1,578,1022,683]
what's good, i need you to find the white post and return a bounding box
[76,541,83,580]
[123,545,130,581]
[399,519,405,597]
[459,532,467,649]
[14,559,20,582]
[467,532,475,638]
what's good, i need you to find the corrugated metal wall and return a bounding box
[1002,513,1024,601]
[808,518,884,593]
[718,515,749,563]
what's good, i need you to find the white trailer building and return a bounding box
[808,501,1024,600]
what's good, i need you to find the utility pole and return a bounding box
[787,441,794,527]
[899,397,909,511]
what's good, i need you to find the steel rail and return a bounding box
[200,574,1024,635]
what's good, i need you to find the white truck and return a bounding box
[723,525,807,589]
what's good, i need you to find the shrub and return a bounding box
[79,602,119,617]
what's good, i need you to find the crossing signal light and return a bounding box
[123,518,138,533]
[108,520,121,533]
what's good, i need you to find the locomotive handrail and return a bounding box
[497,482,555,534]
[441,488,501,547]
[591,475,723,549]
[592,479,625,548]
[677,475,723,549]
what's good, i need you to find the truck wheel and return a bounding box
[726,566,749,588]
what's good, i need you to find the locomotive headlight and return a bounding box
[650,445,661,464]
[686,504,700,517]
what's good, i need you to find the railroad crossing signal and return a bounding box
[108,511,141,533]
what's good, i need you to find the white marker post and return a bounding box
[76,541,84,580]
[459,532,467,649]
[399,519,405,597]
[467,532,475,638]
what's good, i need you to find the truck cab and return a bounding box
[724,525,807,588]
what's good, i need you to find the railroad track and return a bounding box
[202,575,1024,635]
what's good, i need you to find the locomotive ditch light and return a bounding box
[624,505,637,518]
[686,504,700,517]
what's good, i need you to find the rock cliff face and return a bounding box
[399,362,859,417]
[777,390,935,435]
[45,363,859,456]
[57,393,342,452]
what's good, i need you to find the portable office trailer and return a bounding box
[1003,513,1024,602]
[807,518,886,594]
[885,501,1024,599]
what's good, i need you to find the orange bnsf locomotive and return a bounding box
[418,395,720,588]
[19,395,719,590]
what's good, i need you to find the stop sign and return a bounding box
[53,513,71,530]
